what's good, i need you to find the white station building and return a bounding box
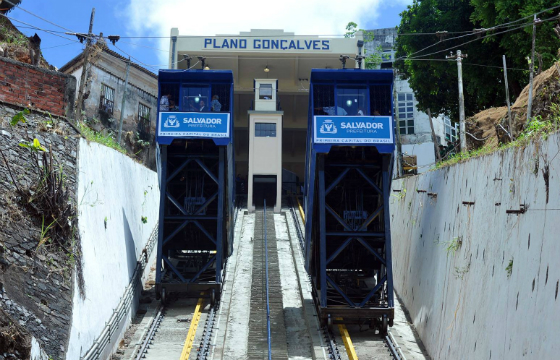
[166,28,441,208]
[168,29,364,200]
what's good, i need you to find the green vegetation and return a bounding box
[392,187,407,200]
[435,115,559,169]
[445,237,462,257]
[19,138,46,152]
[506,258,514,278]
[141,216,148,224]
[455,263,471,280]
[0,17,28,47]
[78,122,126,154]
[395,0,560,120]
[10,109,29,126]
[345,22,381,69]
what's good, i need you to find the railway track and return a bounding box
[126,200,407,360]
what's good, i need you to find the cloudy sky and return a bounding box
[6,0,412,70]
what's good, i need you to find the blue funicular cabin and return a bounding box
[155,69,235,303]
[304,68,396,334]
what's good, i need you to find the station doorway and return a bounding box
[253,175,277,208]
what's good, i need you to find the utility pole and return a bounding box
[447,50,468,152]
[393,69,404,177]
[503,55,513,136]
[527,14,539,123]
[117,57,131,145]
[427,108,441,163]
[74,8,96,122]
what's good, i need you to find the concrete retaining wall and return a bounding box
[66,139,159,360]
[390,133,560,359]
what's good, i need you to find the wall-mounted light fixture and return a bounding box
[204,64,210,70]
[264,65,270,73]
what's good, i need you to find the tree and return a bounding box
[395,0,560,121]
[470,0,560,94]
[346,22,382,69]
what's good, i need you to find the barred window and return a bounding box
[100,84,115,115]
[255,122,276,137]
[138,103,151,121]
[397,93,414,135]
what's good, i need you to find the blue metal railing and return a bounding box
[264,199,272,360]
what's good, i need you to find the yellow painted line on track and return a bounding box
[179,295,204,360]
[336,318,358,360]
[295,195,305,223]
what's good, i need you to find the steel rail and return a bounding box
[385,330,407,360]
[196,305,216,359]
[134,305,164,360]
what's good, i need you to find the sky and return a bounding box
[5,0,413,72]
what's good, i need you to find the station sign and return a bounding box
[203,38,331,51]
[158,112,230,141]
[313,116,394,144]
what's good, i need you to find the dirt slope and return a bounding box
[467,59,560,149]
[0,16,53,69]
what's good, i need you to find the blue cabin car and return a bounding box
[304,69,395,334]
[155,70,235,303]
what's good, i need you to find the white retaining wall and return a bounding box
[66,139,159,360]
[390,133,560,359]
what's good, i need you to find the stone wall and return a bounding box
[0,57,76,118]
[390,133,560,359]
[0,103,80,359]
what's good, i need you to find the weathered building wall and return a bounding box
[0,57,76,117]
[390,133,560,359]
[66,139,159,360]
[0,103,79,359]
[63,51,158,168]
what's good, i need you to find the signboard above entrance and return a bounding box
[204,38,330,51]
[157,112,231,145]
[313,115,394,145]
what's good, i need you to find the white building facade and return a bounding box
[366,28,455,174]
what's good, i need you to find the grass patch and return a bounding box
[435,115,559,170]
[506,258,514,278]
[78,122,126,154]
[445,236,462,257]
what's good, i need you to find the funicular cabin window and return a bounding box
[211,84,230,112]
[255,123,276,137]
[182,85,210,112]
[100,84,115,114]
[312,84,335,115]
[369,85,391,116]
[336,86,367,116]
[259,84,273,99]
[159,83,180,111]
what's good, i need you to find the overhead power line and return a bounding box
[3,0,74,32]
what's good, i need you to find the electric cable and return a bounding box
[3,0,74,32]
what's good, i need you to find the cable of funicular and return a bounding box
[264,199,272,360]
